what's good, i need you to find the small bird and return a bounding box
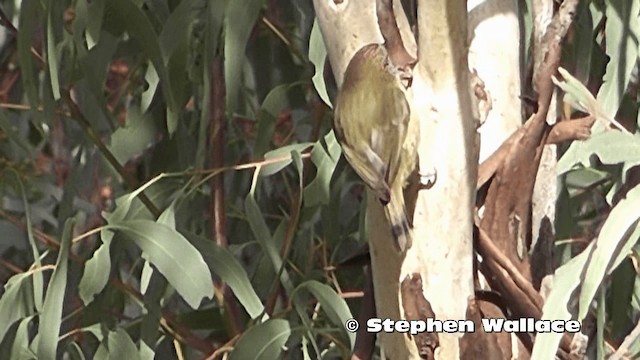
[332,43,416,251]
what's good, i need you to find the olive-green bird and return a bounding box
[333,43,415,252]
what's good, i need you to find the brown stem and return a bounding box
[477,0,580,357]
[475,223,544,310]
[376,0,416,69]
[351,266,377,360]
[62,89,160,218]
[477,115,594,191]
[209,57,244,336]
[546,116,595,144]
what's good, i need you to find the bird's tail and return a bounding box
[384,184,412,252]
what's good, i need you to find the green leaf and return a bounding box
[246,149,321,355]
[557,131,640,175]
[141,63,160,113]
[158,0,198,63]
[140,260,154,295]
[105,181,178,225]
[105,329,138,358]
[304,131,342,207]
[78,32,119,126]
[254,84,295,158]
[224,0,266,113]
[108,220,213,308]
[108,106,158,164]
[564,167,610,198]
[578,185,640,320]
[531,250,589,359]
[188,233,265,319]
[160,0,194,113]
[552,67,600,117]
[309,19,331,108]
[0,272,38,340]
[46,0,61,100]
[609,261,635,339]
[166,107,179,136]
[295,281,356,350]
[532,185,640,359]
[597,0,640,120]
[104,0,176,110]
[572,1,594,84]
[37,218,75,360]
[63,342,85,360]
[138,269,165,360]
[553,67,627,131]
[78,238,112,305]
[86,0,106,48]
[260,143,313,177]
[17,0,42,107]
[9,316,35,360]
[244,194,293,292]
[13,174,44,312]
[229,319,291,360]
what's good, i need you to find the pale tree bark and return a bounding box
[409,0,478,359]
[468,0,523,163]
[467,0,524,357]
[530,0,558,290]
[314,0,478,358]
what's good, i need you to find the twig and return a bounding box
[209,56,243,335]
[200,334,241,360]
[376,0,416,69]
[477,115,595,190]
[475,219,544,310]
[261,17,308,66]
[546,115,595,144]
[61,89,160,218]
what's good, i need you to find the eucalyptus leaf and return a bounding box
[309,19,331,108]
[224,0,266,113]
[228,319,291,360]
[578,185,640,320]
[0,273,37,340]
[187,233,265,319]
[294,280,356,350]
[37,219,75,359]
[107,220,213,308]
[597,0,640,120]
[46,0,61,100]
[78,238,112,305]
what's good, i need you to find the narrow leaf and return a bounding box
[295,281,356,350]
[37,218,75,359]
[9,316,36,360]
[108,220,213,308]
[578,185,640,320]
[78,238,112,305]
[188,233,265,319]
[46,0,61,100]
[224,0,266,112]
[309,19,331,107]
[228,319,291,360]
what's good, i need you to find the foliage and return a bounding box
[532,0,640,357]
[0,0,360,358]
[0,0,637,359]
